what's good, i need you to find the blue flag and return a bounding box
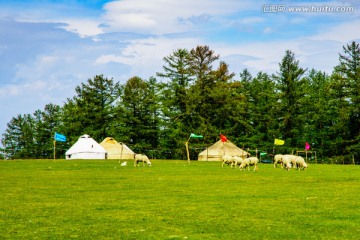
[54,132,66,142]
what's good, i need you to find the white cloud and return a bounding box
[59,18,103,37]
[95,54,125,65]
[263,27,273,34]
[100,0,256,34]
[0,84,21,97]
[310,19,360,42]
[108,36,203,77]
[1,0,359,139]
[239,17,264,24]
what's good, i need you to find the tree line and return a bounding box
[2,42,360,163]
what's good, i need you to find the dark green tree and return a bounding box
[247,72,278,149]
[62,75,121,143]
[302,69,332,156]
[157,48,192,115]
[2,114,35,159]
[118,76,159,154]
[156,49,193,158]
[187,46,225,139]
[145,77,161,150]
[61,98,84,144]
[273,50,306,146]
[236,69,255,141]
[337,41,360,157]
[205,61,236,140]
[33,104,63,158]
[326,71,351,156]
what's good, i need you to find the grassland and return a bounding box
[1,160,360,239]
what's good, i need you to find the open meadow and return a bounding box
[1,160,360,239]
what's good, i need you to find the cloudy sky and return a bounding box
[0,0,359,143]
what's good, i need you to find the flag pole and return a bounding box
[53,140,56,161]
[185,141,190,164]
[185,135,193,164]
[186,134,203,164]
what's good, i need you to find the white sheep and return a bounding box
[281,157,292,171]
[273,154,283,168]
[281,155,297,171]
[120,161,127,166]
[295,156,308,170]
[134,154,151,167]
[222,155,236,168]
[239,157,259,171]
[232,156,244,167]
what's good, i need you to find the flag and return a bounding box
[305,142,310,151]
[260,152,267,157]
[220,134,228,142]
[190,133,203,138]
[54,132,66,142]
[274,139,285,145]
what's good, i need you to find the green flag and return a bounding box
[190,133,203,138]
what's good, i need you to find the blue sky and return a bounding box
[0,0,359,144]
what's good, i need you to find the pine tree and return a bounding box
[33,104,63,158]
[2,114,35,159]
[157,48,192,116]
[327,71,351,156]
[118,76,159,154]
[273,50,306,146]
[187,45,221,136]
[302,69,331,156]
[248,72,277,149]
[62,75,120,142]
[156,49,193,158]
[337,41,360,156]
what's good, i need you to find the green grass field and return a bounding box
[1,160,360,239]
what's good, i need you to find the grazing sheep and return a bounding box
[295,156,308,170]
[274,154,283,168]
[120,161,127,166]
[239,157,259,171]
[281,155,297,171]
[290,156,298,169]
[222,155,236,168]
[232,156,244,167]
[134,154,151,167]
[289,155,298,168]
[282,157,292,171]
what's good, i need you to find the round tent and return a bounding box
[100,137,135,160]
[198,140,249,161]
[65,134,107,160]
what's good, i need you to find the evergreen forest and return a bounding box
[2,42,360,163]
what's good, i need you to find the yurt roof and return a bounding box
[198,140,249,161]
[100,137,135,153]
[66,134,107,155]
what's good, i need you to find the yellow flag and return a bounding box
[274,139,285,145]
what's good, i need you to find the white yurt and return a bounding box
[65,134,107,159]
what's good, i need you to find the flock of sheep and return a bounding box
[273,154,308,170]
[122,153,308,170]
[222,154,308,171]
[222,155,259,171]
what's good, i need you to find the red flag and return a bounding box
[305,142,310,151]
[220,134,228,142]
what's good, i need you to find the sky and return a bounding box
[0,0,359,145]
